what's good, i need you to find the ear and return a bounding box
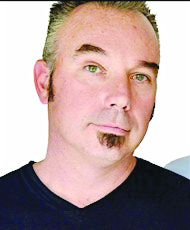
[34,60,50,104]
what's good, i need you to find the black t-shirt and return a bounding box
[0,157,190,229]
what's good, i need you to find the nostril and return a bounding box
[110,104,128,110]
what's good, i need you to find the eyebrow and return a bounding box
[137,61,159,74]
[74,44,107,57]
[73,44,159,74]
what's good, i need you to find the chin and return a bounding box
[89,141,133,164]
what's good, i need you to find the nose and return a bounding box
[104,80,131,112]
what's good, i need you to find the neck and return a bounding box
[33,137,136,208]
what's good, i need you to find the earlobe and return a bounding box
[34,60,50,104]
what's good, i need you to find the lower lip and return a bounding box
[94,125,129,136]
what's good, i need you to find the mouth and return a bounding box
[93,124,130,136]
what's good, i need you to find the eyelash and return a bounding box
[84,63,105,76]
[84,64,151,83]
[130,73,150,83]
[85,65,101,73]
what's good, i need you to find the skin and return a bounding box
[33,3,160,208]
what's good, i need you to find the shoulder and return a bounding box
[129,158,190,215]
[134,157,190,195]
[0,162,35,197]
[0,161,34,180]
[136,157,189,180]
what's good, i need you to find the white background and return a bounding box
[0,2,189,176]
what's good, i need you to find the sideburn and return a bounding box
[48,73,55,102]
[150,103,155,121]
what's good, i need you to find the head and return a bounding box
[42,1,159,102]
[34,1,160,164]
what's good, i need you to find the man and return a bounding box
[0,1,189,229]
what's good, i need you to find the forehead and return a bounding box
[56,3,159,62]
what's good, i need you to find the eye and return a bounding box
[133,74,149,82]
[85,65,101,74]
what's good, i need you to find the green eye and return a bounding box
[135,74,147,82]
[86,65,100,73]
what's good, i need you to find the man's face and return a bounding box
[48,3,160,163]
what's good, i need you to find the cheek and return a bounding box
[134,92,156,124]
[54,77,98,122]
